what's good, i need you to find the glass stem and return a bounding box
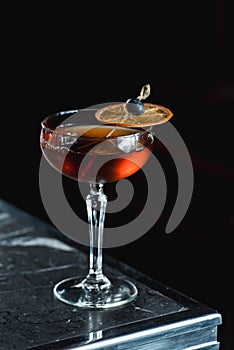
[83,183,111,292]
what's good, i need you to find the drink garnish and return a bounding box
[95,84,173,128]
[125,84,150,115]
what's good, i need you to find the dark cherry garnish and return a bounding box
[125,98,145,115]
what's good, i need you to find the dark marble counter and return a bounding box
[0,199,221,349]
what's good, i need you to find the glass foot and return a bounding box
[53,276,138,308]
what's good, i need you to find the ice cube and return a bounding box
[117,136,136,153]
[60,133,77,148]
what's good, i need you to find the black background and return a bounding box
[1,2,233,349]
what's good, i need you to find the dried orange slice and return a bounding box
[95,102,173,128]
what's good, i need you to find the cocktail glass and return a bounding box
[40,107,155,308]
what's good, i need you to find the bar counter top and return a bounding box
[0,199,221,349]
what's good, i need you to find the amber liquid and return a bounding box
[41,125,154,183]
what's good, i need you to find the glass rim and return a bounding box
[40,109,152,141]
